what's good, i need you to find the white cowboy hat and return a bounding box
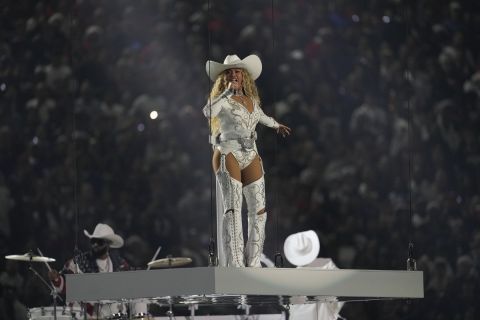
[84,223,124,248]
[205,54,262,81]
[283,230,320,267]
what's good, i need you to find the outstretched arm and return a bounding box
[258,109,292,137]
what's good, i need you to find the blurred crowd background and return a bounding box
[1,0,479,319]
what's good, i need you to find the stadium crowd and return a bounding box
[1,0,479,319]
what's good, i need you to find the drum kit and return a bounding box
[5,250,192,320]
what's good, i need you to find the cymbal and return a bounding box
[5,253,55,263]
[147,257,192,269]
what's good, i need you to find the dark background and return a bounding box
[1,0,479,319]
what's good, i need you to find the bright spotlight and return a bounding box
[150,111,158,120]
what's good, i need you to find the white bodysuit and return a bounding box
[203,92,279,169]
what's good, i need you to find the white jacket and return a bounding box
[203,92,278,153]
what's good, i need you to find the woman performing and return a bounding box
[203,54,291,267]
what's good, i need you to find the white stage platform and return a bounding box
[66,267,423,304]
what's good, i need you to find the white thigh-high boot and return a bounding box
[243,177,267,267]
[216,156,245,267]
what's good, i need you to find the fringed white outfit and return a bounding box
[203,91,278,267]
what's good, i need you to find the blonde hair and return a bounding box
[208,69,261,136]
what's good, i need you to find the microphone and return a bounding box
[221,82,233,99]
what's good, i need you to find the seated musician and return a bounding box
[48,223,129,317]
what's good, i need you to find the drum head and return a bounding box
[29,306,73,320]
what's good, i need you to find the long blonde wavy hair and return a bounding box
[208,69,261,136]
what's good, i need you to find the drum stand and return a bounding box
[28,262,63,320]
[165,302,174,320]
[188,304,198,319]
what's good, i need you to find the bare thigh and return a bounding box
[241,155,263,186]
[242,156,266,214]
[212,149,241,182]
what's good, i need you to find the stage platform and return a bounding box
[66,267,423,305]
